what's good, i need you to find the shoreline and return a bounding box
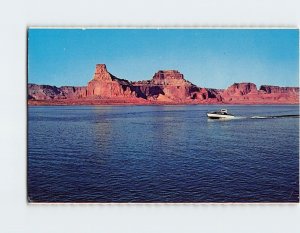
[28,100,300,106]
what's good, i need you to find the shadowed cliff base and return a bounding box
[28,64,299,106]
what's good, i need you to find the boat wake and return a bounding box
[250,114,300,119]
[206,108,299,121]
[207,114,299,121]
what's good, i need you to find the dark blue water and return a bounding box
[28,105,299,202]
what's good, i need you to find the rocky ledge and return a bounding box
[28,64,299,105]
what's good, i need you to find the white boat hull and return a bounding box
[207,113,235,119]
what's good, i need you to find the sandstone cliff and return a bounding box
[217,82,299,104]
[86,64,142,98]
[260,85,299,94]
[220,82,259,102]
[133,70,200,101]
[28,64,299,105]
[28,84,87,100]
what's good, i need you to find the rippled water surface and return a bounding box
[28,105,299,202]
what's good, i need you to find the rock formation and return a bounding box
[28,64,299,105]
[225,83,258,96]
[260,85,299,94]
[28,84,87,100]
[220,82,259,102]
[132,70,201,101]
[86,64,140,98]
[217,83,299,104]
[257,85,300,103]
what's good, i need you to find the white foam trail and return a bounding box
[233,116,247,120]
[250,116,268,119]
[207,115,299,121]
[250,115,299,119]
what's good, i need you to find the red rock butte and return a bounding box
[93,64,112,81]
[28,64,299,105]
[87,64,135,98]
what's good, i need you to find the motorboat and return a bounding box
[206,109,235,119]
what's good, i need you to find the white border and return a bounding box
[1,0,300,232]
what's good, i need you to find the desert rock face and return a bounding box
[152,70,186,84]
[86,64,139,98]
[260,85,299,94]
[132,70,203,101]
[191,88,223,102]
[28,84,61,100]
[28,84,87,100]
[225,82,258,96]
[258,85,300,103]
[220,82,259,102]
[28,64,299,105]
[218,83,300,104]
[60,86,87,99]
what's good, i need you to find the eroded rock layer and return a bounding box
[86,64,140,98]
[28,64,299,105]
[28,84,87,100]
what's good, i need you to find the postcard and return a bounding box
[27,28,299,203]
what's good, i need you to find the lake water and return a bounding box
[28,105,299,202]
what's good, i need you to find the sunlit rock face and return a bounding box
[217,82,300,104]
[224,83,258,96]
[151,70,195,100]
[132,70,203,101]
[86,64,139,98]
[257,85,300,104]
[28,64,299,104]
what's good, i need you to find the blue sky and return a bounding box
[28,29,299,89]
